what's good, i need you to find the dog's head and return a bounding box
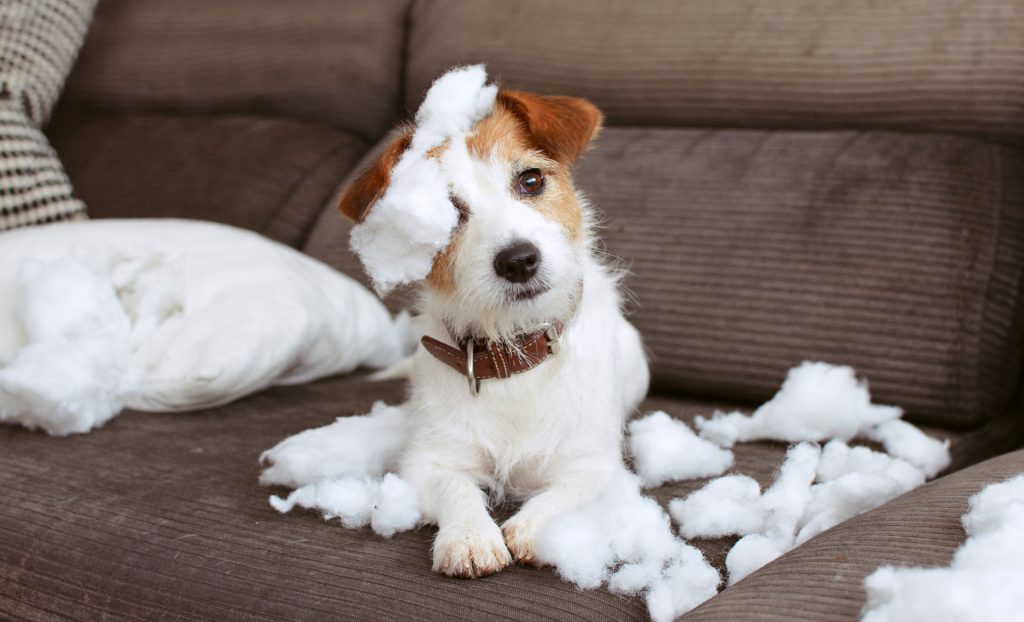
[339,86,603,341]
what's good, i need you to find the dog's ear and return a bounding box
[337,126,413,223]
[497,89,603,166]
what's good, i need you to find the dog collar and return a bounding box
[420,321,564,396]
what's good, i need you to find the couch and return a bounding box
[3,1,1024,619]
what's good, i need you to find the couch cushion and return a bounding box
[62,0,410,140]
[407,0,1024,145]
[46,109,367,248]
[0,372,1010,621]
[682,447,1024,621]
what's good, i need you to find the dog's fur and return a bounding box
[338,89,649,577]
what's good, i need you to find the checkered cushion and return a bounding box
[0,0,96,231]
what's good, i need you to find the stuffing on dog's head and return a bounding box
[338,65,603,342]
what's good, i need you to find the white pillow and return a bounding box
[0,219,412,435]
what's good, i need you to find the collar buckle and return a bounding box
[541,322,561,355]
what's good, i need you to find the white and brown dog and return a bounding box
[337,70,649,577]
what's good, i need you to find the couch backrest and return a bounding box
[62,0,411,141]
[406,0,1024,146]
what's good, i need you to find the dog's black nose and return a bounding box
[494,240,541,283]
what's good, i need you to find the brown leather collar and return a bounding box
[421,322,563,395]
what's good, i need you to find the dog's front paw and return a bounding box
[432,521,512,578]
[501,515,546,567]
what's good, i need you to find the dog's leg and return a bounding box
[502,463,618,565]
[404,463,512,578]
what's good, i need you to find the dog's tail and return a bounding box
[370,355,415,381]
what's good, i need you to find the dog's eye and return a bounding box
[517,169,545,196]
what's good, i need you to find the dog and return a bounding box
[337,80,650,578]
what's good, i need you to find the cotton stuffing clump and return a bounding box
[348,65,498,295]
[865,419,950,478]
[695,361,902,447]
[270,473,421,538]
[628,410,734,487]
[675,440,937,585]
[260,401,409,488]
[533,469,721,622]
[861,475,1024,622]
[0,255,141,434]
[669,474,764,539]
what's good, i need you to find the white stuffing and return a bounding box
[695,361,902,447]
[861,474,1024,622]
[259,401,409,488]
[677,361,950,585]
[645,544,723,622]
[349,65,498,295]
[865,419,950,478]
[724,534,786,586]
[669,475,763,539]
[409,64,498,153]
[629,411,734,487]
[533,469,720,622]
[262,361,952,620]
[759,442,821,544]
[0,256,142,434]
[270,473,421,538]
[795,441,924,546]
[678,440,936,586]
[720,443,821,584]
[265,402,422,538]
[348,156,457,297]
[0,219,412,435]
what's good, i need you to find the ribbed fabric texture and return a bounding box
[47,110,368,248]
[684,448,1024,621]
[407,0,1024,145]
[2,372,1015,621]
[0,0,96,231]
[62,0,411,141]
[571,128,1024,428]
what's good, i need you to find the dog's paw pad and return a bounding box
[433,523,512,578]
[502,518,544,567]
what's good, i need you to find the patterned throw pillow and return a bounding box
[0,0,97,231]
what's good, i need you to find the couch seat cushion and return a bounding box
[0,374,1014,621]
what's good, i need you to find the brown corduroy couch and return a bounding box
[3,1,1024,620]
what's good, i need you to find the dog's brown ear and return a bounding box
[337,126,413,223]
[497,89,603,166]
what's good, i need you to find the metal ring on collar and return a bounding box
[466,339,478,396]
